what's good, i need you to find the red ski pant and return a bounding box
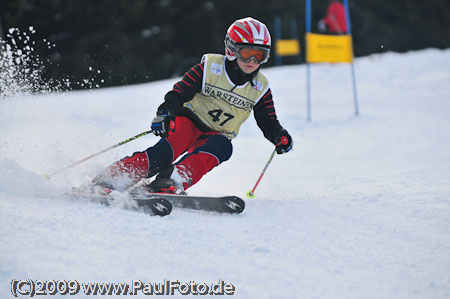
[103,117,233,190]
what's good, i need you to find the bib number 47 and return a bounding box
[208,109,235,126]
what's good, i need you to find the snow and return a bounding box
[1,48,450,298]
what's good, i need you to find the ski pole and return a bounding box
[246,148,277,198]
[246,137,289,198]
[43,130,152,179]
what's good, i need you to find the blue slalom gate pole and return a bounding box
[350,63,359,115]
[305,0,312,122]
[306,63,312,122]
[343,0,359,116]
[274,16,282,66]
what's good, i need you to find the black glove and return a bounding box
[272,129,293,154]
[151,104,176,138]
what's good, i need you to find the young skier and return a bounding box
[90,17,293,194]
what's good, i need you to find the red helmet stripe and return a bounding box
[232,26,252,43]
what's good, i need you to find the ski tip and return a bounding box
[223,196,245,214]
[234,196,246,214]
[246,190,255,198]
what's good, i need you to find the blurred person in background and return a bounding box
[318,0,347,34]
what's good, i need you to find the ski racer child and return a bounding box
[90,17,293,194]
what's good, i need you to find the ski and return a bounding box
[68,188,172,217]
[68,188,245,215]
[139,193,246,214]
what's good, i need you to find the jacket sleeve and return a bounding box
[253,88,284,144]
[158,63,204,114]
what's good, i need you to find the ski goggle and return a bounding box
[235,45,270,64]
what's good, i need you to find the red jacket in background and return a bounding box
[323,1,347,34]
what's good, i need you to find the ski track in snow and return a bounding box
[1,49,450,298]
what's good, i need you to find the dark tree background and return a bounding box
[1,0,449,89]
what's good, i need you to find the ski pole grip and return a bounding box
[169,120,176,131]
